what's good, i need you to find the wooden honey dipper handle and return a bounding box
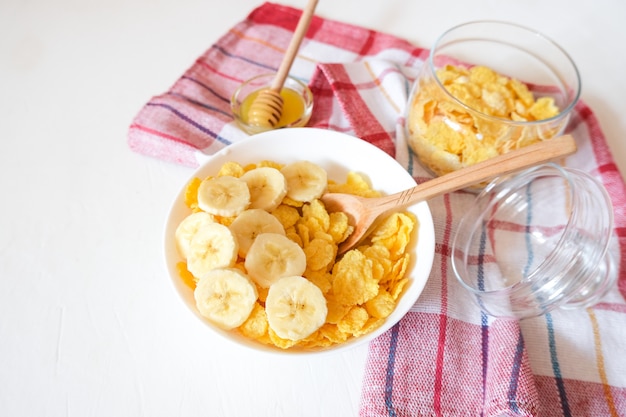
[270,0,319,92]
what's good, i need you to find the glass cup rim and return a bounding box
[427,20,582,125]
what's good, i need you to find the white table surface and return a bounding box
[2,0,625,415]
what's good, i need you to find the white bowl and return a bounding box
[163,128,435,355]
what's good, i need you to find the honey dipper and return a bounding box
[247,0,319,128]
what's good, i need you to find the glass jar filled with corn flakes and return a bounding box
[406,21,581,178]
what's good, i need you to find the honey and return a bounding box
[240,87,306,127]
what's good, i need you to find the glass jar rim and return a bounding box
[427,20,582,125]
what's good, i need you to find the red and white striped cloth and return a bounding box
[128,3,626,415]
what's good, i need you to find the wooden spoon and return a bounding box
[247,0,319,128]
[321,134,577,254]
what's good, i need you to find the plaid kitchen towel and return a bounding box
[127,3,626,415]
[127,2,426,167]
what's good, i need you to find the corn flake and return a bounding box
[282,196,304,208]
[530,97,559,120]
[297,223,311,247]
[386,254,411,286]
[390,278,409,300]
[299,328,334,348]
[332,250,379,306]
[271,204,300,229]
[304,269,332,294]
[257,160,284,170]
[304,238,337,271]
[328,211,352,244]
[239,302,269,340]
[337,306,369,334]
[184,177,201,210]
[176,261,197,289]
[285,227,303,247]
[268,328,299,350]
[300,199,330,233]
[362,245,393,282]
[353,317,385,337]
[370,212,416,260]
[327,172,380,197]
[325,293,351,324]
[319,324,349,344]
[217,161,245,177]
[365,290,396,319]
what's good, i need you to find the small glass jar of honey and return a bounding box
[231,73,313,135]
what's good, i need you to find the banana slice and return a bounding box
[187,223,239,279]
[240,167,287,211]
[229,209,286,258]
[175,211,215,259]
[280,161,328,202]
[194,268,258,330]
[197,175,250,217]
[265,275,328,341]
[244,233,306,288]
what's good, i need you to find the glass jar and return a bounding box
[405,21,581,178]
[231,73,313,135]
[451,163,616,319]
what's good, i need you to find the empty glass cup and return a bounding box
[451,163,616,319]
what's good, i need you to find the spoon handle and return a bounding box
[378,134,577,210]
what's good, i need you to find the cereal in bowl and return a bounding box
[174,159,418,350]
